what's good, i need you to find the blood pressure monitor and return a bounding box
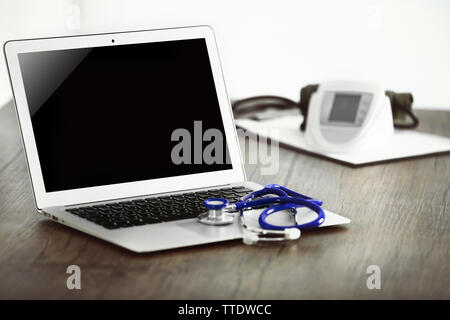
[305,81,394,153]
[232,80,416,154]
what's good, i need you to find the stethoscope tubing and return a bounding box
[236,196,325,230]
[200,184,325,243]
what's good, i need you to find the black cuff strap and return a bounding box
[298,84,319,131]
[385,91,419,129]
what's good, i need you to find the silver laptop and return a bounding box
[4,26,348,253]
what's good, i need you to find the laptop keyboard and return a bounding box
[66,186,253,229]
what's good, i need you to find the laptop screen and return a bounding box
[18,38,232,192]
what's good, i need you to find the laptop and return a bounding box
[4,26,349,252]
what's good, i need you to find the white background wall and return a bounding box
[1,0,449,109]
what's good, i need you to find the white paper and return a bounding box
[235,116,450,165]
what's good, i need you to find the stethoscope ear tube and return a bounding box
[258,197,325,230]
[241,226,301,245]
[239,195,323,245]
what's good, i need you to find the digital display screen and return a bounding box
[18,39,232,192]
[328,94,361,123]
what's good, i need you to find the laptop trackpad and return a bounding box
[175,214,243,239]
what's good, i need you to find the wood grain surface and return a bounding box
[0,101,449,299]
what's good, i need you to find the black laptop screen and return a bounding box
[18,38,233,192]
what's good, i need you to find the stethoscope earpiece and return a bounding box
[242,228,301,245]
[284,228,301,240]
[243,233,260,245]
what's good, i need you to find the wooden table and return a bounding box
[0,101,449,299]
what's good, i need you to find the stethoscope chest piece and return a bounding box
[198,198,235,226]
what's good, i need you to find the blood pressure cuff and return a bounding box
[299,84,319,131]
[299,85,418,130]
[385,90,416,128]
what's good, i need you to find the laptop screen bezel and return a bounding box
[4,26,246,209]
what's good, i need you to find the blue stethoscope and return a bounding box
[198,184,325,244]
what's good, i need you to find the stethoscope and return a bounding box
[198,184,325,245]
